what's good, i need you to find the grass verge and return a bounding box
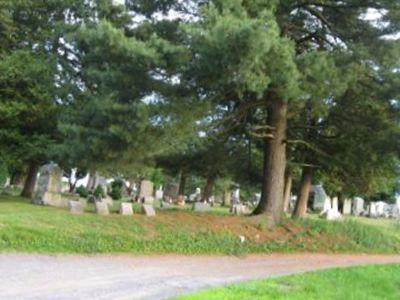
[177,264,400,300]
[1,195,400,254]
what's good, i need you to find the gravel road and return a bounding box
[1,253,399,300]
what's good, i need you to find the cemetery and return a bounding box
[0,0,399,299]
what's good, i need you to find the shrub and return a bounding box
[76,185,89,198]
[108,179,123,200]
[94,185,106,198]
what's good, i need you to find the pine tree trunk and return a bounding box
[10,171,24,187]
[283,171,292,213]
[201,176,215,202]
[253,100,288,226]
[178,170,186,196]
[292,166,313,218]
[21,163,39,198]
[223,188,231,207]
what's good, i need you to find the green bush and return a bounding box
[108,179,123,200]
[93,185,106,198]
[76,185,89,198]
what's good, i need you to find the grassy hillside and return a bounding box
[177,264,400,300]
[1,195,400,254]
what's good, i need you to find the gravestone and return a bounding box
[163,182,179,202]
[189,188,201,202]
[375,201,387,217]
[33,163,65,207]
[320,208,342,221]
[193,202,210,212]
[352,197,365,216]
[312,185,329,212]
[160,201,171,209]
[141,204,156,217]
[102,196,113,207]
[120,202,133,215]
[176,195,185,206]
[95,201,110,215]
[143,196,154,204]
[139,180,153,199]
[332,197,339,213]
[231,188,240,205]
[79,198,88,208]
[68,200,84,214]
[369,202,377,218]
[231,204,247,215]
[342,199,352,215]
[155,187,164,200]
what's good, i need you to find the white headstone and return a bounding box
[342,199,352,215]
[369,202,377,218]
[312,185,329,212]
[352,197,365,216]
[193,202,210,212]
[119,202,133,215]
[155,187,164,200]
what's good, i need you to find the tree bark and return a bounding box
[201,176,215,202]
[178,169,186,196]
[253,100,288,226]
[21,163,39,198]
[292,166,313,218]
[223,188,231,207]
[283,171,292,213]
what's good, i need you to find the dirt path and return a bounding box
[1,253,399,300]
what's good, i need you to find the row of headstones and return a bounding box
[312,185,400,219]
[68,200,156,216]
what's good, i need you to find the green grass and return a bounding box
[1,194,400,254]
[177,264,400,300]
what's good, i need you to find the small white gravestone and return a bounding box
[342,199,352,215]
[141,204,156,217]
[352,197,365,216]
[119,202,133,215]
[312,185,329,212]
[160,201,171,209]
[231,204,247,215]
[95,201,109,215]
[375,201,387,217]
[155,187,164,200]
[369,202,377,218]
[320,209,342,221]
[68,200,84,214]
[189,188,201,202]
[193,202,210,212]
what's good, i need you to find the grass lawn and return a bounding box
[177,264,400,300]
[1,194,400,254]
